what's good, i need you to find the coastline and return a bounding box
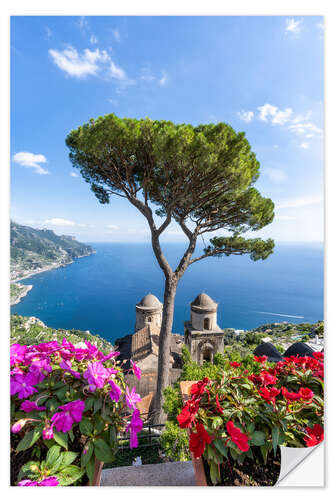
[10,251,95,303]
[10,284,33,306]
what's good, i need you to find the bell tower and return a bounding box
[184,293,224,364]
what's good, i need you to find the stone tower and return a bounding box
[135,293,163,332]
[184,293,224,364]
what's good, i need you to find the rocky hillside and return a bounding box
[10,221,94,282]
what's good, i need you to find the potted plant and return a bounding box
[10,339,144,486]
[178,353,324,486]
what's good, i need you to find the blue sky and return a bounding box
[10,15,324,243]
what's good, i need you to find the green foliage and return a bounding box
[160,422,190,462]
[17,444,83,486]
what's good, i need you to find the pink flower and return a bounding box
[59,359,80,379]
[38,477,59,486]
[29,358,52,383]
[11,419,28,433]
[43,423,55,440]
[11,373,38,399]
[20,400,46,413]
[130,360,142,380]
[18,479,38,486]
[103,351,120,361]
[299,387,314,401]
[51,400,85,433]
[125,386,141,410]
[109,380,122,402]
[83,361,108,391]
[125,409,143,448]
[10,344,27,365]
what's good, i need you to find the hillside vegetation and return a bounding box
[10,221,94,282]
[10,314,113,352]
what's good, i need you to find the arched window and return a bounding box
[204,318,210,330]
[147,316,152,323]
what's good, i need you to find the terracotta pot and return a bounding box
[88,458,104,486]
[179,381,208,486]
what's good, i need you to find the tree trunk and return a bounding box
[153,277,178,424]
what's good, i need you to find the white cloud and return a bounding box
[113,29,120,42]
[264,168,287,183]
[106,224,120,230]
[256,103,322,138]
[273,145,279,149]
[159,71,167,86]
[109,60,127,80]
[70,172,78,177]
[258,104,292,125]
[299,142,310,149]
[276,195,323,210]
[49,46,110,78]
[285,18,303,35]
[13,152,49,175]
[90,35,98,45]
[237,110,254,123]
[44,218,76,226]
[77,16,88,33]
[107,98,118,105]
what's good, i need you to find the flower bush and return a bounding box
[10,339,143,486]
[177,353,324,485]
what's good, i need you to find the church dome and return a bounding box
[191,293,217,312]
[136,293,163,310]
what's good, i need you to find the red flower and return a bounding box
[177,400,199,428]
[226,420,249,452]
[260,370,277,386]
[190,378,209,398]
[254,355,267,364]
[229,362,241,368]
[299,387,314,401]
[258,386,280,405]
[189,423,213,458]
[281,387,301,401]
[248,373,264,386]
[304,424,324,447]
[313,352,324,361]
[215,394,224,414]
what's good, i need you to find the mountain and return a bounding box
[10,221,94,283]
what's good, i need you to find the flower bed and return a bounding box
[177,353,324,486]
[10,339,143,486]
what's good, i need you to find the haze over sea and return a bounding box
[11,243,324,345]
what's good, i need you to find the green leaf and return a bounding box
[247,422,255,434]
[213,439,228,459]
[45,445,61,466]
[94,438,115,463]
[16,428,42,452]
[229,447,238,461]
[81,442,94,468]
[53,430,68,449]
[93,398,102,414]
[260,443,270,464]
[60,451,78,467]
[250,430,266,446]
[109,426,118,453]
[57,465,84,486]
[85,397,95,411]
[79,417,93,436]
[48,455,64,474]
[86,457,95,485]
[209,461,220,485]
[272,426,280,457]
[17,461,40,482]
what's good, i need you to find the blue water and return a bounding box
[11,243,324,344]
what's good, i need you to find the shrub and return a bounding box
[176,353,324,485]
[10,339,144,486]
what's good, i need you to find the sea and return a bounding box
[11,242,324,345]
